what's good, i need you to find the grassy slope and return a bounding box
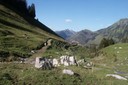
[0,4,63,58]
[92,43,128,84]
[95,43,128,64]
[0,3,128,85]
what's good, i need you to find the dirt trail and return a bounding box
[26,39,52,63]
[33,39,52,57]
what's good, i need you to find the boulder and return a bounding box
[52,58,60,67]
[63,61,69,66]
[69,56,76,65]
[62,69,74,75]
[35,57,43,68]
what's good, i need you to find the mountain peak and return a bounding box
[119,18,128,21]
[108,18,128,30]
[56,29,76,39]
[117,18,128,25]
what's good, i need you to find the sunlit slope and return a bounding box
[93,43,128,63]
[0,4,63,58]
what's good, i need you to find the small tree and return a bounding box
[99,38,115,49]
[99,38,109,49]
[108,38,115,45]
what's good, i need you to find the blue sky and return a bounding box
[28,0,128,31]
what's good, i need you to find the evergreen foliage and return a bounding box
[28,3,36,18]
[99,38,115,49]
[1,0,36,18]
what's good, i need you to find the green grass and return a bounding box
[42,39,90,60]
[91,43,128,84]
[101,43,128,62]
[1,3,128,85]
[0,63,128,85]
[0,4,63,59]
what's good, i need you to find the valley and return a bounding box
[0,0,128,85]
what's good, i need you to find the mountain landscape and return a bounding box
[0,0,128,85]
[56,29,76,39]
[97,18,128,41]
[57,18,128,45]
[67,29,96,45]
[0,1,64,59]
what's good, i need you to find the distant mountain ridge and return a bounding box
[67,29,96,45]
[57,18,128,45]
[56,29,76,39]
[97,18,128,40]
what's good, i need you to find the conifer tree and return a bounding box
[99,38,115,49]
[28,3,36,18]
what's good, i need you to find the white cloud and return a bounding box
[65,19,72,23]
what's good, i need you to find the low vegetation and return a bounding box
[0,3,63,60]
[0,0,128,85]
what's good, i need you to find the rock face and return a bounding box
[60,55,77,66]
[35,57,53,69]
[34,56,94,70]
[35,55,77,69]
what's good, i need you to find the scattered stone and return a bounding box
[77,59,85,66]
[31,50,36,54]
[52,58,60,67]
[35,57,53,69]
[106,74,127,80]
[60,55,77,66]
[63,61,69,66]
[62,69,74,75]
[35,57,43,68]
[117,51,119,54]
[114,47,117,49]
[69,56,76,65]
[119,47,122,49]
[121,63,123,65]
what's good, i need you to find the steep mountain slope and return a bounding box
[0,3,63,58]
[66,18,128,45]
[55,29,76,39]
[67,29,96,45]
[97,18,128,41]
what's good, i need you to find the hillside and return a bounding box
[57,18,128,45]
[1,1,128,85]
[0,3,63,59]
[89,18,128,45]
[97,18,128,41]
[67,29,96,45]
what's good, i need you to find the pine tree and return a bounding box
[99,38,115,49]
[108,38,115,45]
[1,0,28,14]
[28,3,36,18]
[99,38,109,49]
